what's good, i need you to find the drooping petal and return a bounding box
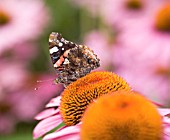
[35,108,59,120]
[163,117,170,139]
[158,108,170,116]
[46,96,61,108]
[43,124,81,140]
[33,115,63,139]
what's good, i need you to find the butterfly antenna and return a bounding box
[36,79,55,83]
[34,78,56,91]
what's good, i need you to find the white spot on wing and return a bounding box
[49,38,53,42]
[58,42,63,47]
[63,58,70,65]
[61,38,65,42]
[49,46,59,54]
[54,63,58,67]
[65,40,69,44]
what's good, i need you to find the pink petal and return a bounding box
[46,96,61,108]
[43,133,80,140]
[158,108,170,116]
[163,117,170,138]
[43,124,81,140]
[35,108,59,120]
[152,101,163,107]
[163,117,170,124]
[33,115,63,139]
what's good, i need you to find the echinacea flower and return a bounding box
[33,89,170,140]
[81,91,170,140]
[33,71,131,139]
[112,1,170,105]
[0,0,49,54]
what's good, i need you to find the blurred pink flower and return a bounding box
[0,93,18,134]
[0,43,37,62]
[0,0,49,54]
[70,0,159,28]
[84,31,113,70]
[12,43,38,61]
[0,61,27,92]
[33,95,170,140]
[112,2,170,105]
[10,74,63,122]
[0,115,16,134]
[100,0,159,27]
[0,73,63,134]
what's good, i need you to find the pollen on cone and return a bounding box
[81,91,163,140]
[155,4,170,31]
[60,71,131,126]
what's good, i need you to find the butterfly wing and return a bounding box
[49,32,100,86]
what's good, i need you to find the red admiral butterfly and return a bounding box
[49,32,100,87]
